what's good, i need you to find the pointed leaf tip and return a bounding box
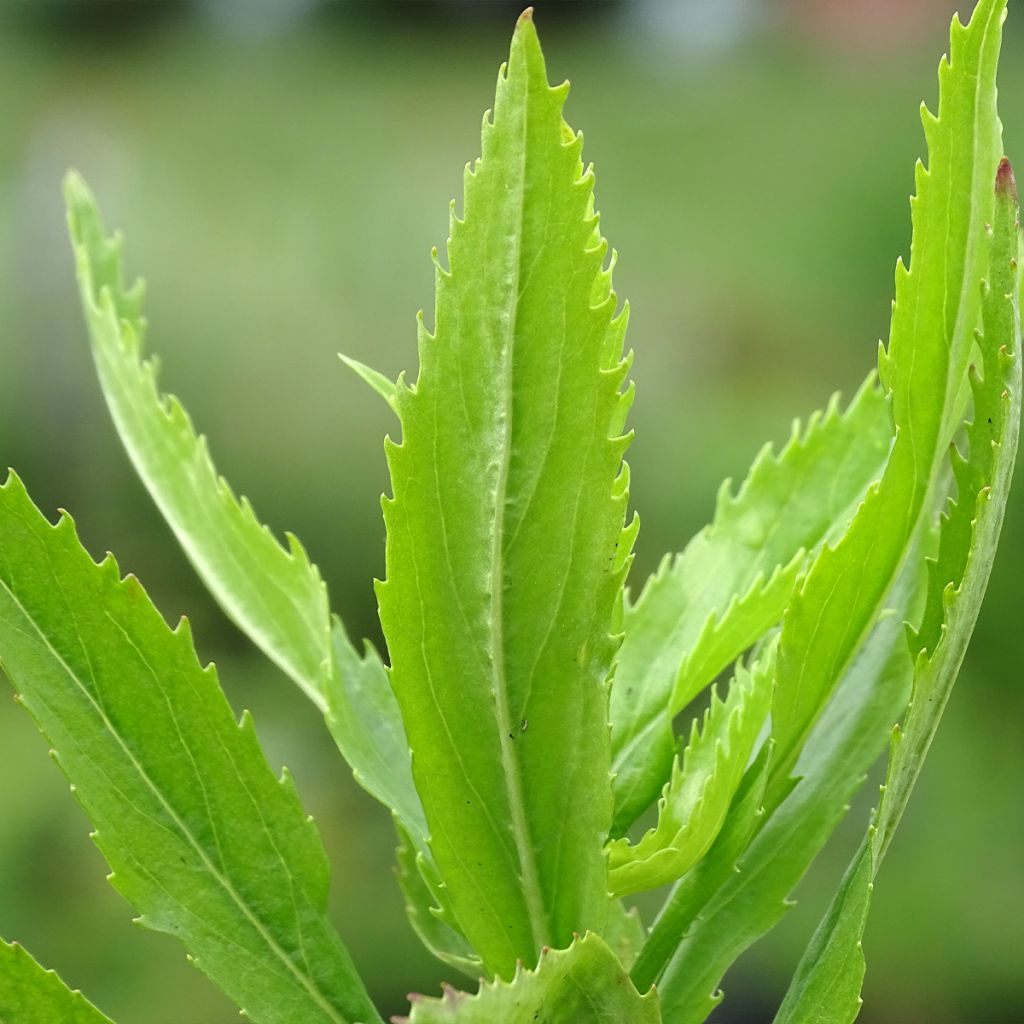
[996,157,1018,202]
[518,7,534,23]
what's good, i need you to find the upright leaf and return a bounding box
[610,379,891,832]
[0,474,381,1024]
[771,0,1006,776]
[401,933,660,1024]
[0,941,115,1024]
[648,581,918,1023]
[66,175,427,855]
[65,174,332,710]
[377,12,635,976]
[775,157,1021,1024]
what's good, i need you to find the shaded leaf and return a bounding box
[611,378,890,832]
[0,474,381,1024]
[648,567,918,1024]
[608,640,775,897]
[394,823,480,978]
[326,618,426,849]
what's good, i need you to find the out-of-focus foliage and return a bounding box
[0,4,1021,1023]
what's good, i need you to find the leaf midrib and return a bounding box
[485,67,551,952]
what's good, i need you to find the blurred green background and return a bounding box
[0,2,1021,1022]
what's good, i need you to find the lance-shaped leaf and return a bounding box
[610,378,891,833]
[774,158,1021,1024]
[608,640,775,897]
[771,0,1006,778]
[376,12,635,977]
[65,176,428,858]
[0,474,382,1024]
[400,933,660,1024]
[648,575,918,1024]
[0,941,115,1024]
[65,173,332,711]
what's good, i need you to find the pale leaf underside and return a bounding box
[65,172,332,711]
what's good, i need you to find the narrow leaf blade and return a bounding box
[611,378,891,831]
[394,823,481,977]
[0,474,381,1024]
[648,572,918,1024]
[377,12,634,975]
[607,642,774,897]
[326,618,427,847]
[772,0,1006,776]
[775,155,1021,1024]
[65,173,332,710]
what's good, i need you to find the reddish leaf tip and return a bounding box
[996,157,1018,203]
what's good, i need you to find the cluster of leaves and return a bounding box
[0,2,1019,1022]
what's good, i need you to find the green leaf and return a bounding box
[771,0,1006,778]
[395,823,481,977]
[0,941,115,1024]
[772,840,874,1024]
[629,739,777,993]
[376,11,635,977]
[610,377,891,833]
[607,640,775,897]
[65,172,332,711]
[401,933,661,1024]
[0,474,381,1024]
[879,173,1019,850]
[602,902,648,972]
[774,156,1021,1024]
[326,617,426,848]
[338,353,400,416]
[646,567,918,1024]
[328,623,458,975]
